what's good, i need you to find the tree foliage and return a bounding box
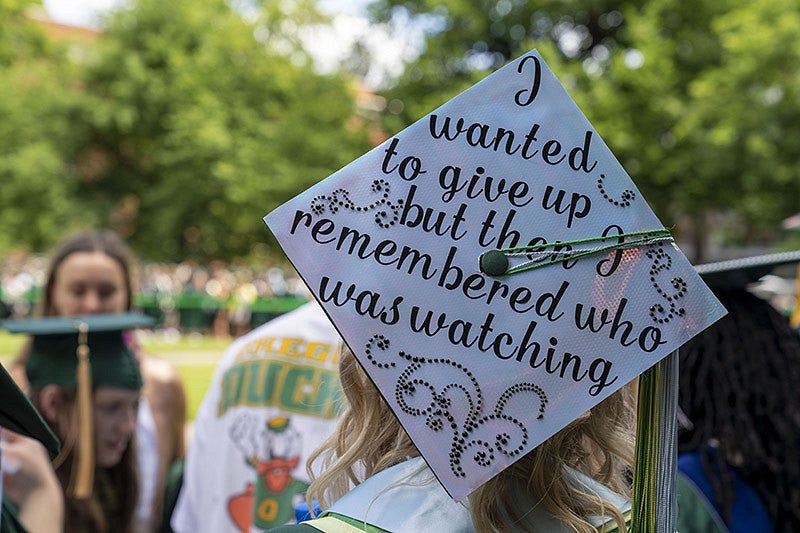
[366,0,643,130]
[0,0,93,252]
[0,0,371,262]
[4,1,800,262]
[80,0,371,261]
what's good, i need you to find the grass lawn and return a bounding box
[0,330,230,420]
[174,362,217,420]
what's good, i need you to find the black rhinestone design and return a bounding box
[646,246,687,324]
[364,334,548,478]
[597,173,636,207]
[309,179,404,228]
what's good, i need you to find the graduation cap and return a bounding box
[694,249,800,290]
[0,363,60,454]
[264,48,726,511]
[695,249,800,332]
[1,312,154,499]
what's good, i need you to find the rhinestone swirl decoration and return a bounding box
[364,334,548,478]
[310,178,404,228]
[646,246,687,324]
[597,173,636,207]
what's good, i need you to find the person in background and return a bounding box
[7,230,187,531]
[677,253,800,533]
[268,343,635,533]
[169,301,343,533]
[1,360,63,533]
[2,312,154,532]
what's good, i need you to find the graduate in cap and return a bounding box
[1,362,63,533]
[6,229,187,532]
[263,48,725,532]
[2,312,154,533]
[677,251,800,533]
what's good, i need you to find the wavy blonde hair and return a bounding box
[307,345,635,533]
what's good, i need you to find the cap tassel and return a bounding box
[70,322,94,499]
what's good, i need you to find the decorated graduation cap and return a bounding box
[1,312,153,499]
[264,49,727,507]
[0,363,60,454]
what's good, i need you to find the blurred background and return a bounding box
[2,0,800,354]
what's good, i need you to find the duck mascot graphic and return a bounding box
[227,415,308,532]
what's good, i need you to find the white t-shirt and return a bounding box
[171,302,342,533]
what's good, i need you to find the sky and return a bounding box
[41,0,422,87]
[42,0,120,27]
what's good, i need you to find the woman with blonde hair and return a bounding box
[270,344,635,533]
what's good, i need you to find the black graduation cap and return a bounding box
[1,312,154,498]
[694,250,800,290]
[0,363,60,454]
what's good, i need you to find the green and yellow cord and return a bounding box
[479,229,674,277]
[631,351,679,533]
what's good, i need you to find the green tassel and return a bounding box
[632,362,659,531]
[631,351,679,533]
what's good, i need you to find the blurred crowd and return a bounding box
[0,252,310,338]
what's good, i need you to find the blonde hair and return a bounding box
[307,345,635,533]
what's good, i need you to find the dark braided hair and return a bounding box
[678,288,800,530]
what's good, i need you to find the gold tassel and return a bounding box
[791,262,800,329]
[70,322,94,499]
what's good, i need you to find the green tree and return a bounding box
[0,0,49,65]
[675,0,800,252]
[565,0,800,259]
[366,0,643,131]
[81,0,372,262]
[567,0,736,261]
[0,0,94,253]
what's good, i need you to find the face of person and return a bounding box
[51,251,128,315]
[93,387,140,468]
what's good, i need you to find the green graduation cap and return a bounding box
[0,363,60,454]
[2,313,153,391]
[1,312,154,499]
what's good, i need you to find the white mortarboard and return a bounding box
[264,49,726,501]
